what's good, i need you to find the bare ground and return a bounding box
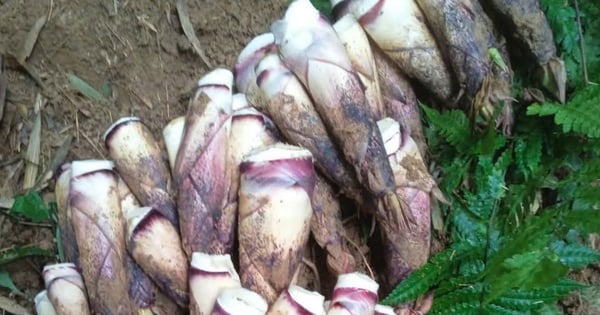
[0,0,291,312]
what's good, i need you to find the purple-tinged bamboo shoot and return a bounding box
[371,46,427,158]
[126,206,189,307]
[414,0,491,113]
[212,287,268,315]
[162,116,185,173]
[104,117,177,227]
[35,290,58,315]
[69,160,131,315]
[219,97,279,253]
[326,272,378,315]
[189,252,241,315]
[238,144,316,303]
[254,54,357,274]
[174,68,233,256]
[268,285,326,315]
[54,163,78,264]
[231,93,251,111]
[333,0,454,102]
[311,177,356,275]
[482,0,565,103]
[374,305,394,315]
[271,0,411,233]
[234,32,276,104]
[377,118,445,290]
[116,177,182,315]
[254,52,362,202]
[333,14,384,119]
[43,263,90,315]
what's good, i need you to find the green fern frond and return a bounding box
[440,157,472,195]
[484,303,531,315]
[429,301,481,315]
[466,154,509,217]
[572,186,600,211]
[485,211,555,270]
[382,241,481,305]
[421,104,473,150]
[527,85,600,138]
[484,250,569,303]
[540,0,581,87]
[562,209,600,234]
[436,272,484,296]
[551,240,600,268]
[482,213,562,302]
[503,179,543,229]
[532,303,564,315]
[585,139,600,155]
[458,259,486,278]
[494,279,586,310]
[429,283,484,314]
[514,134,543,180]
[451,205,488,242]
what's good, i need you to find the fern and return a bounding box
[494,279,586,310]
[550,240,600,269]
[381,241,481,305]
[484,303,532,315]
[430,301,482,315]
[429,283,484,314]
[514,134,543,180]
[382,2,600,313]
[562,209,600,234]
[527,85,600,137]
[421,104,473,152]
[541,0,600,88]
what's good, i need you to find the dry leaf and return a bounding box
[0,55,6,123]
[176,0,212,67]
[18,16,47,63]
[0,295,31,315]
[23,94,45,190]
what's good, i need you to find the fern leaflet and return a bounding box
[381,241,481,305]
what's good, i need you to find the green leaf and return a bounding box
[0,270,24,296]
[0,246,55,265]
[485,213,555,274]
[527,85,600,138]
[9,191,50,222]
[551,240,600,268]
[494,279,586,310]
[430,301,481,315]
[563,210,600,233]
[382,241,481,305]
[67,74,107,102]
[440,157,471,195]
[532,303,564,315]
[422,104,473,151]
[514,133,543,180]
[430,283,484,314]
[484,303,528,315]
[310,0,332,19]
[100,80,112,99]
[485,250,569,303]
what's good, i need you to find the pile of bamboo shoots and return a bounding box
[36,0,564,314]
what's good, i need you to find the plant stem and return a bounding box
[573,0,589,86]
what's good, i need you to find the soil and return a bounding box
[0,0,598,314]
[0,0,290,312]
